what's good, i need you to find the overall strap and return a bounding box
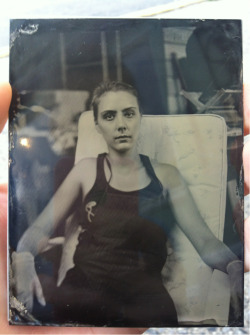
[140,154,163,192]
[97,153,162,191]
[83,153,109,208]
[95,153,109,188]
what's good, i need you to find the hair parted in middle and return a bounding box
[91,81,141,124]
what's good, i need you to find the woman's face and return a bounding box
[95,90,141,154]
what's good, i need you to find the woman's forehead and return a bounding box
[98,90,139,110]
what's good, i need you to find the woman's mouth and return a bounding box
[114,135,131,140]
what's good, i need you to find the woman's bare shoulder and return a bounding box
[72,157,98,195]
[75,156,97,169]
[151,160,183,190]
[73,156,97,176]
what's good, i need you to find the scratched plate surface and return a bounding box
[8,18,244,327]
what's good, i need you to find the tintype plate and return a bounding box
[8,18,244,327]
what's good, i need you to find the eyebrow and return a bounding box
[101,107,137,114]
[123,107,136,112]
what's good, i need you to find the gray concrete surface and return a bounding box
[0,0,174,47]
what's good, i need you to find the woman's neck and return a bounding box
[104,150,151,192]
[107,149,142,173]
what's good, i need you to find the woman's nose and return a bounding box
[116,113,127,131]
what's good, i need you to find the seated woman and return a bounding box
[12,81,243,327]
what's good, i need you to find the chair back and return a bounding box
[62,111,229,324]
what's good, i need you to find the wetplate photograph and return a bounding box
[8,18,244,327]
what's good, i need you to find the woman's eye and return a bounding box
[124,110,135,118]
[103,112,115,121]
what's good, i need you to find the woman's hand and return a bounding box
[11,252,46,312]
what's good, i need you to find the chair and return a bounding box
[50,111,230,325]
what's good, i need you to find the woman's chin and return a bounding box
[111,144,135,155]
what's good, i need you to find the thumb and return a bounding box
[33,275,46,307]
[0,82,12,133]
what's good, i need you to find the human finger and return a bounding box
[243,83,250,194]
[243,83,250,136]
[33,275,46,307]
[0,82,12,132]
[243,138,250,195]
[243,83,250,195]
[245,216,250,272]
[243,83,250,272]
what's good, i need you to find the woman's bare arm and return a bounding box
[155,163,239,272]
[17,158,96,256]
